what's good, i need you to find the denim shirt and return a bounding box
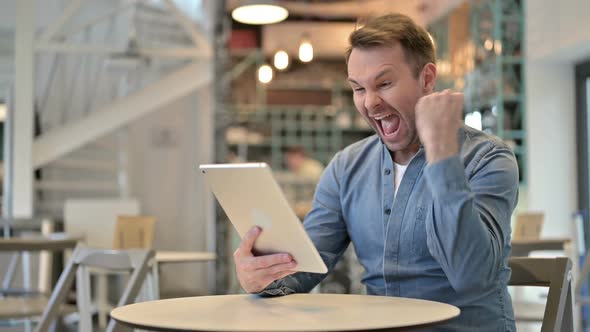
[263,125,519,331]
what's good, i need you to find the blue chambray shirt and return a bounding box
[263,125,519,331]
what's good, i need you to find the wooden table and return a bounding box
[0,233,80,326]
[0,233,80,251]
[146,251,217,301]
[511,238,570,257]
[155,251,216,263]
[111,293,460,332]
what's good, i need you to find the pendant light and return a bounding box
[232,0,289,25]
[258,64,273,84]
[273,50,289,70]
[298,33,313,63]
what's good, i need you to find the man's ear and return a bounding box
[419,63,437,93]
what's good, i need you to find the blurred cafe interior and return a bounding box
[0,0,590,331]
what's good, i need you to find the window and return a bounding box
[576,60,590,246]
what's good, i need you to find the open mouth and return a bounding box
[375,114,401,138]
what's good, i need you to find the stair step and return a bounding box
[47,159,119,171]
[36,200,68,212]
[83,138,118,150]
[64,149,119,161]
[33,207,62,219]
[35,180,119,193]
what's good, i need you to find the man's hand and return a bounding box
[234,226,298,293]
[415,90,464,164]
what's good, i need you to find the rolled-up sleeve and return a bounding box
[423,145,519,293]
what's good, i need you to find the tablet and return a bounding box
[199,163,328,274]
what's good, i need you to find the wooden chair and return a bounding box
[94,215,156,327]
[114,215,158,300]
[510,257,573,332]
[113,215,156,250]
[35,245,154,332]
[513,212,545,240]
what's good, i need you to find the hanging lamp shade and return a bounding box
[258,64,274,83]
[273,50,289,70]
[232,0,289,25]
[298,35,313,63]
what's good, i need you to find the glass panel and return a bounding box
[587,78,590,212]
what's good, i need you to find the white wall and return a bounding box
[526,62,577,237]
[526,0,590,237]
[122,1,216,296]
[527,0,590,63]
[127,86,214,296]
[0,0,65,30]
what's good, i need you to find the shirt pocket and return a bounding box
[412,206,430,257]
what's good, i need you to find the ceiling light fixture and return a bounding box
[258,64,274,84]
[273,50,289,70]
[298,34,313,63]
[232,0,289,25]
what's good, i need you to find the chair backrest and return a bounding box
[509,257,573,332]
[113,215,155,249]
[34,245,154,332]
[513,212,545,240]
[64,199,140,248]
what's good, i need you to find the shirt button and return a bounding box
[384,169,391,175]
[384,208,391,215]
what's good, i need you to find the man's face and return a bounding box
[347,44,426,154]
[285,152,304,171]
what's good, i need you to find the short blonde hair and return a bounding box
[345,13,436,77]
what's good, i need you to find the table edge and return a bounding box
[111,294,461,332]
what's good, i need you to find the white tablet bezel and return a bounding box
[199,163,328,274]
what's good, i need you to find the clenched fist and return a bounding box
[415,90,464,163]
[234,226,298,293]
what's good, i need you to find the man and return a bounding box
[284,145,325,181]
[233,13,518,331]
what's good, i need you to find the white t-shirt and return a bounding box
[394,162,408,198]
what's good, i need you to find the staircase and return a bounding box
[35,136,126,216]
[5,0,212,217]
